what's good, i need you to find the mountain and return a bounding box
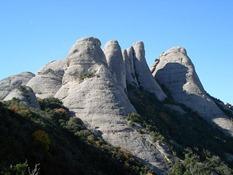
[0,37,233,175]
[151,47,233,136]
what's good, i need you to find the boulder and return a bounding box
[4,85,40,109]
[152,46,233,136]
[0,72,35,100]
[27,60,65,99]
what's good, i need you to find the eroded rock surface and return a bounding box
[123,47,139,87]
[132,42,167,101]
[55,37,171,174]
[104,40,126,91]
[0,72,35,100]
[27,60,65,99]
[152,47,233,136]
[4,85,40,109]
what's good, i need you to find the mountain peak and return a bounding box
[161,46,187,56]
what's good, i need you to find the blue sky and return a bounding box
[0,0,233,104]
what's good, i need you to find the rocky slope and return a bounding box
[27,60,65,99]
[0,72,34,100]
[54,37,170,174]
[151,47,233,136]
[1,37,233,174]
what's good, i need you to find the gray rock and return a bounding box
[27,60,65,99]
[123,47,139,87]
[0,72,35,100]
[104,40,126,91]
[152,46,233,136]
[55,37,171,174]
[4,85,40,109]
[132,42,167,101]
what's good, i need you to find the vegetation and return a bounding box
[127,85,233,175]
[79,72,96,81]
[1,86,233,174]
[0,98,151,175]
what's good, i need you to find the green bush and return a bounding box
[0,98,149,175]
[79,72,95,80]
[38,97,64,110]
[32,129,51,151]
[127,113,143,124]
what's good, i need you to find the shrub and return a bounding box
[79,72,95,81]
[127,113,143,124]
[38,98,63,110]
[5,98,33,118]
[66,117,85,133]
[32,129,51,151]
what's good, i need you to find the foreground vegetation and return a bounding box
[1,86,233,175]
[0,98,151,175]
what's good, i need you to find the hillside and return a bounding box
[0,37,233,175]
[0,98,150,175]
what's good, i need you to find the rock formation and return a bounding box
[133,42,167,101]
[152,47,233,136]
[123,47,139,87]
[2,37,233,174]
[0,72,35,100]
[4,85,40,109]
[27,60,65,99]
[54,37,171,174]
[104,40,126,91]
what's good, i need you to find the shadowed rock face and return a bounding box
[4,85,40,109]
[0,72,35,100]
[152,47,233,136]
[123,47,139,87]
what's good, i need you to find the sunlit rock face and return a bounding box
[54,37,171,174]
[27,60,65,99]
[132,42,167,101]
[152,47,233,136]
[0,72,35,100]
[104,40,126,91]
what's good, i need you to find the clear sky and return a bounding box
[0,0,233,104]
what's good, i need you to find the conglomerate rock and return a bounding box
[0,72,35,100]
[152,46,233,136]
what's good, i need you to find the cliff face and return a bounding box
[1,37,233,174]
[152,47,233,136]
[53,37,170,174]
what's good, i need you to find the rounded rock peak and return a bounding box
[132,41,145,60]
[68,37,101,55]
[162,46,187,56]
[133,41,144,49]
[76,36,101,46]
[20,72,35,76]
[104,40,121,50]
[105,40,119,46]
